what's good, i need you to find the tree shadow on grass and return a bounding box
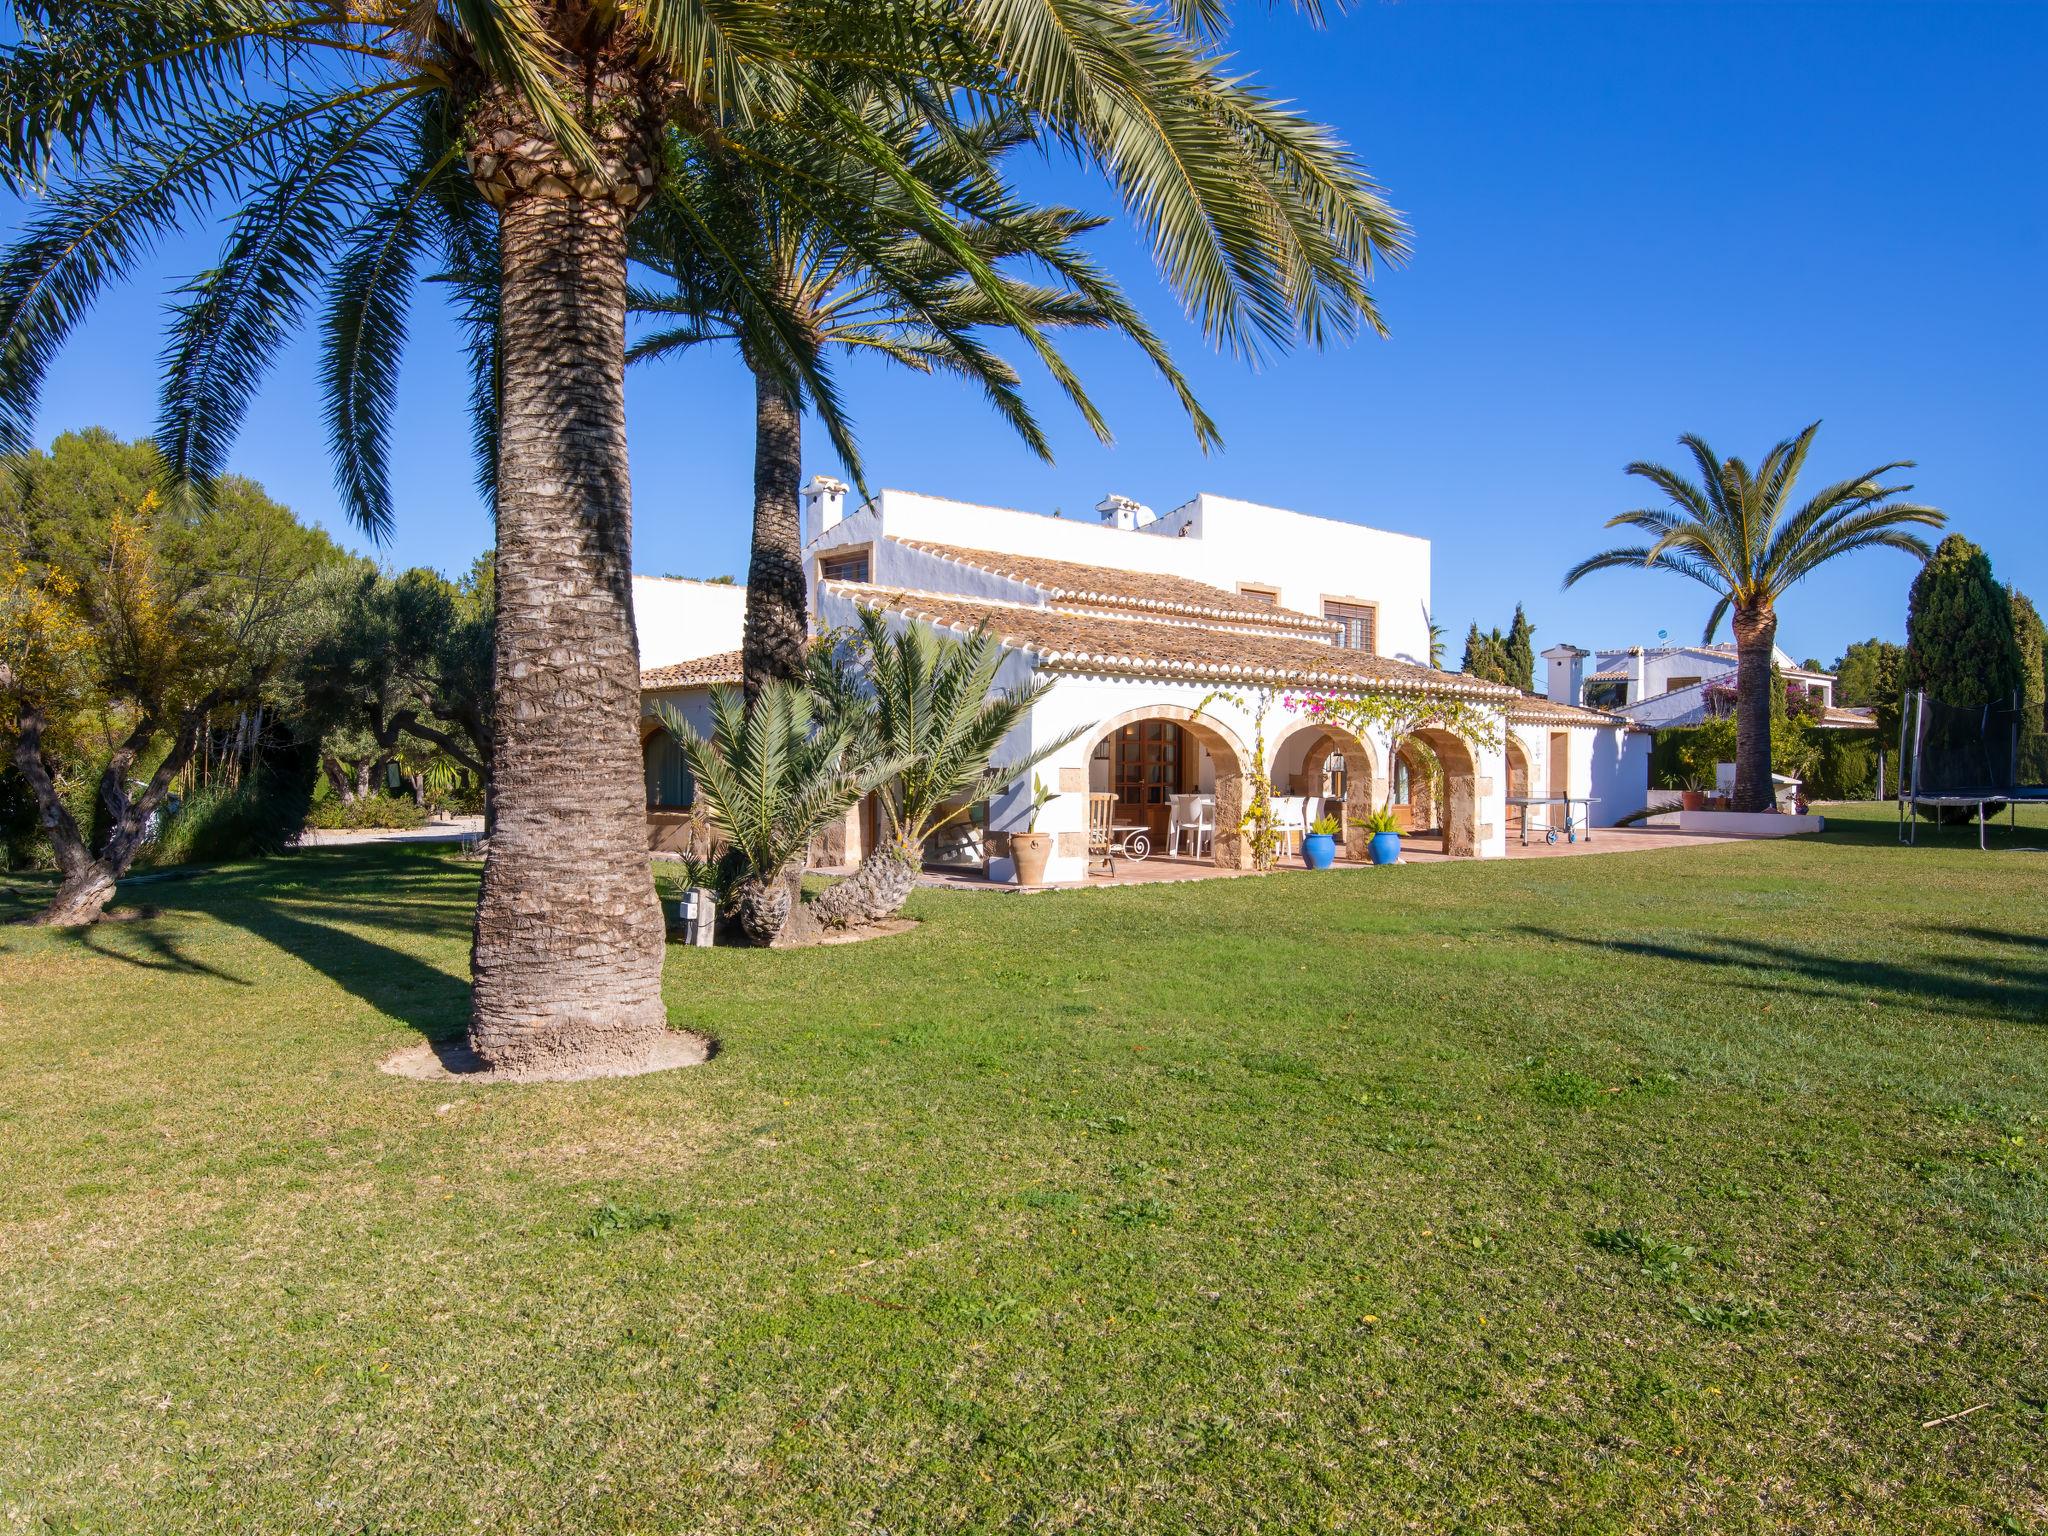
[1518,926,2048,1023]
[119,846,477,1041]
[53,917,251,984]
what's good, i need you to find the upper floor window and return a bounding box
[819,549,870,585]
[1667,674,1702,692]
[1324,599,1377,653]
[1237,583,1280,606]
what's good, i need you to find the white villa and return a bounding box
[639,482,1651,882]
[1544,642,1870,731]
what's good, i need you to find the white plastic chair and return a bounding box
[1171,794,1214,858]
[1271,795,1308,855]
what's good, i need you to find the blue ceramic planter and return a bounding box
[1301,831,1337,870]
[1369,830,1402,866]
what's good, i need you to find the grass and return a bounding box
[1,802,2044,1533]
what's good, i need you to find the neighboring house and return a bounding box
[638,483,1650,881]
[1542,642,1865,731]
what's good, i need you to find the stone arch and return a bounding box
[1270,717,1381,862]
[1504,734,1532,800]
[1410,726,1486,857]
[1078,703,1254,869]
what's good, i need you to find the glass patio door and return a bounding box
[1113,720,1185,839]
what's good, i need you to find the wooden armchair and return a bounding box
[1087,793,1117,875]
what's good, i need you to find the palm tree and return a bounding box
[628,99,1216,697]
[664,681,882,945]
[808,606,1084,926]
[2,1,1404,1076]
[1565,424,1943,812]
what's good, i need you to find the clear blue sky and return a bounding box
[16,2,2045,666]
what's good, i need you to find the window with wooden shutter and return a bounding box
[819,550,870,584]
[1324,599,1377,652]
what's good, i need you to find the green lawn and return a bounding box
[2,804,2044,1533]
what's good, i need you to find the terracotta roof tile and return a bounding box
[640,651,742,689]
[826,584,1520,701]
[1505,693,1642,729]
[892,539,1337,633]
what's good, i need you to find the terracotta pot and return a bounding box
[1680,790,1706,812]
[1011,831,1055,887]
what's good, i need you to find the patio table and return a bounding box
[1506,795,1597,845]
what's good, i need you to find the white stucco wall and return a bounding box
[806,488,1433,662]
[633,576,748,669]
[1586,728,1652,825]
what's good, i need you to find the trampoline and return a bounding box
[1896,689,2048,848]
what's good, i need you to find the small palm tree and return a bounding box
[1566,423,1943,812]
[664,682,882,946]
[807,606,1085,926]
[628,99,1214,696]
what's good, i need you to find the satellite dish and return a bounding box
[1656,629,1668,640]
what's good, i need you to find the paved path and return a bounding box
[295,816,484,848]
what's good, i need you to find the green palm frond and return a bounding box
[320,150,444,541]
[158,95,417,491]
[1567,425,1946,620]
[824,605,1088,849]
[5,0,1403,540]
[666,681,897,878]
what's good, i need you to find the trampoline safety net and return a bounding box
[1898,689,2048,844]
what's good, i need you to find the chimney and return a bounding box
[1095,493,1157,531]
[1542,644,1587,706]
[801,474,849,542]
[1628,645,1646,704]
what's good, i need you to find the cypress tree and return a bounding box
[1504,604,1536,692]
[2011,589,2048,777]
[1460,622,1487,679]
[1902,535,2023,708]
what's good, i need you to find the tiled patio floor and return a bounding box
[914,822,1770,892]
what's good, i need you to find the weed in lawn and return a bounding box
[1676,1296,1780,1332]
[1103,1197,1172,1228]
[1239,1051,1324,1081]
[580,1202,680,1239]
[1527,1068,1606,1107]
[1587,1226,1698,1282]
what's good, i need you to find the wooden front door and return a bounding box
[1113,720,1187,840]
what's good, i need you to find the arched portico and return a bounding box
[1504,735,1531,801]
[1077,704,1254,869]
[1270,718,1380,861]
[1410,726,1488,857]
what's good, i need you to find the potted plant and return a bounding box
[1301,813,1340,870]
[1678,773,1708,813]
[1366,807,1403,866]
[1010,774,1059,887]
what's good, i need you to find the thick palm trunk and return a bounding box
[466,176,668,1076]
[812,842,918,929]
[743,369,808,700]
[1732,605,1778,813]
